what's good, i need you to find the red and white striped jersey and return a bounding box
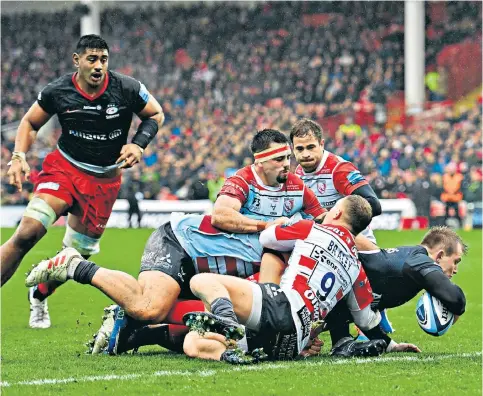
[295,150,368,210]
[218,165,325,221]
[259,219,373,321]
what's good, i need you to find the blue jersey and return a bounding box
[218,165,324,222]
[359,245,443,309]
[171,214,263,278]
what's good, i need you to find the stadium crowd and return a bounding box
[1,2,481,208]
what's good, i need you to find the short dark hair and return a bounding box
[251,129,289,154]
[421,226,468,256]
[342,196,373,235]
[290,118,323,142]
[76,34,109,55]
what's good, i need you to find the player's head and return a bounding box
[323,196,372,236]
[290,119,325,173]
[73,35,109,88]
[251,129,291,186]
[421,226,468,278]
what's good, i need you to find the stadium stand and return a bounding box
[1,2,481,216]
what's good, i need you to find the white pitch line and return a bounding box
[1,352,481,388]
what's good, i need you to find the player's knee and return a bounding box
[14,197,57,247]
[128,304,169,323]
[189,273,209,295]
[12,218,47,250]
[63,223,100,257]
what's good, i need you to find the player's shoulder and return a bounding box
[234,165,254,182]
[404,245,439,269]
[108,71,139,88]
[324,151,347,169]
[40,73,74,94]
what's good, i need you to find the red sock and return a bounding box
[166,299,205,324]
[33,282,58,301]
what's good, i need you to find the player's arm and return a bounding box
[211,195,269,233]
[117,85,165,169]
[7,102,52,191]
[259,220,313,251]
[346,268,420,353]
[403,259,466,316]
[333,162,382,216]
[355,233,380,252]
[211,176,285,233]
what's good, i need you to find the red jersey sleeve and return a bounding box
[217,176,249,205]
[303,186,327,218]
[333,162,369,195]
[259,220,314,251]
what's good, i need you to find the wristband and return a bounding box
[132,119,159,149]
[7,151,26,166]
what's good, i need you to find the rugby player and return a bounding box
[182,196,419,364]
[26,130,326,351]
[326,226,467,357]
[290,118,394,336]
[1,35,164,329]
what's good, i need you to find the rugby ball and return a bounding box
[416,292,454,336]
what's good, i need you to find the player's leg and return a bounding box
[183,331,231,360]
[31,214,101,300]
[85,222,193,354]
[1,193,69,287]
[258,250,288,284]
[189,273,256,326]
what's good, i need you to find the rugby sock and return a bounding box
[210,297,239,323]
[329,323,352,346]
[166,299,205,325]
[123,324,188,352]
[32,282,57,302]
[72,260,100,284]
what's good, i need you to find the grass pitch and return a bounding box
[1,228,481,395]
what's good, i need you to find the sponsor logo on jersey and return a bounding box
[37,182,59,191]
[347,170,365,185]
[109,129,122,139]
[37,92,42,101]
[317,180,326,194]
[69,130,107,140]
[83,105,102,110]
[296,306,312,340]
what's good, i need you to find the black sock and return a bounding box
[210,297,239,323]
[329,323,352,346]
[73,260,100,284]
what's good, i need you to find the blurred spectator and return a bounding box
[1,2,481,210]
[441,162,464,227]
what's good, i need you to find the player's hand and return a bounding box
[265,217,290,228]
[116,144,144,169]
[7,154,30,192]
[300,338,324,358]
[388,342,421,353]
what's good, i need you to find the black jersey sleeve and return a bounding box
[121,75,150,114]
[403,254,466,315]
[37,83,58,114]
[421,271,466,315]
